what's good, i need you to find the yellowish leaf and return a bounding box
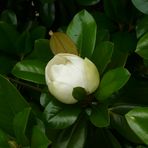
[49,31,78,55]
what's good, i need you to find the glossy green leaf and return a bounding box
[90,104,109,127]
[1,9,17,26]
[132,0,148,14]
[76,0,100,6]
[13,107,31,146]
[44,100,81,129]
[0,75,29,135]
[110,106,142,144]
[0,129,10,148]
[96,67,130,101]
[31,125,51,148]
[72,87,87,101]
[12,60,46,84]
[135,32,148,60]
[125,107,148,145]
[27,39,53,62]
[136,15,148,38]
[40,92,52,107]
[15,31,33,55]
[52,117,87,148]
[67,10,97,58]
[0,21,19,54]
[91,41,114,74]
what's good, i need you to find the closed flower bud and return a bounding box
[45,53,100,104]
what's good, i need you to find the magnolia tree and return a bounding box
[0,0,148,148]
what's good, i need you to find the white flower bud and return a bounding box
[45,53,100,104]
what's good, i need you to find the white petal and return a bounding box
[48,81,77,104]
[83,58,100,93]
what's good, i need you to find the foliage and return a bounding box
[0,0,148,147]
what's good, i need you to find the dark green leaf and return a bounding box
[67,10,97,58]
[95,67,130,101]
[90,104,109,127]
[0,21,19,54]
[85,128,121,148]
[136,15,148,38]
[39,2,55,27]
[96,29,110,43]
[76,0,100,6]
[52,117,87,148]
[125,107,148,145]
[15,31,33,55]
[0,9,17,26]
[12,60,46,84]
[72,87,87,101]
[0,129,10,148]
[103,0,134,23]
[27,39,53,62]
[30,26,46,42]
[132,0,148,14]
[0,55,16,75]
[135,32,148,60]
[109,32,137,69]
[13,107,31,146]
[44,100,81,129]
[0,75,29,135]
[91,41,114,74]
[31,125,51,148]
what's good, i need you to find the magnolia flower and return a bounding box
[45,53,100,104]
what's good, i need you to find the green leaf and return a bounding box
[136,15,148,38]
[135,32,148,60]
[76,0,100,6]
[52,117,87,148]
[96,67,130,101]
[132,0,148,14]
[44,100,81,129]
[110,106,142,144]
[67,10,97,58]
[0,21,19,54]
[13,107,31,146]
[0,129,10,148]
[27,39,53,62]
[85,128,121,148]
[30,26,46,42]
[0,75,29,135]
[90,104,109,127]
[91,41,114,74]
[103,0,134,23]
[125,107,148,145]
[12,60,46,84]
[96,29,110,43]
[0,55,16,75]
[31,125,51,148]
[15,31,33,55]
[39,2,55,27]
[40,92,52,107]
[0,9,17,26]
[72,87,87,101]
